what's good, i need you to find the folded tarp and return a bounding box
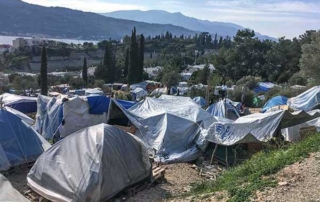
[262,95,288,113]
[27,124,151,202]
[205,110,320,146]
[0,93,37,114]
[0,174,29,202]
[288,86,320,111]
[108,95,216,163]
[282,110,320,142]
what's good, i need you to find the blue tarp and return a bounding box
[116,99,136,109]
[254,82,276,94]
[262,95,288,113]
[0,109,50,171]
[0,93,37,114]
[193,96,207,107]
[87,96,110,114]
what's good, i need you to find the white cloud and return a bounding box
[22,0,147,13]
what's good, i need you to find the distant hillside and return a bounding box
[0,0,196,40]
[103,10,275,40]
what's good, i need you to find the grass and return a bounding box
[191,132,320,202]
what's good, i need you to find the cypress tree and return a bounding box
[82,58,88,85]
[124,48,129,79]
[40,46,47,95]
[128,27,139,85]
[138,34,145,82]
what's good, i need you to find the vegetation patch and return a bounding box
[191,133,320,201]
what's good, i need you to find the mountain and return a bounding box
[0,0,196,40]
[103,10,275,40]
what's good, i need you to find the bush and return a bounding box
[228,87,254,107]
[288,72,307,86]
[236,76,262,90]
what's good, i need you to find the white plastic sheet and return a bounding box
[4,106,34,125]
[206,110,320,146]
[27,124,151,202]
[108,95,216,163]
[288,86,320,111]
[0,174,29,202]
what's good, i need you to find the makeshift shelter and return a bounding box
[254,82,276,94]
[207,100,240,120]
[288,86,320,111]
[193,96,207,107]
[85,88,104,96]
[252,96,262,108]
[0,174,29,202]
[0,108,50,171]
[205,110,320,146]
[27,124,151,202]
[4,106,34,125]
[108,95,216,163]
[262,95,288,113]
[150,87,168,96]
[0,93,37,113]
[131,87,148,101]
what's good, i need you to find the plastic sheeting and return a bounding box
[254,82,276,93]
[0,108,51,171]
[205,110,320,146]
[282,110,320,142]
[131,87,148,101]
[0,93,37,113]
[262,95,288,113]
[27,124,151,202]
[0,174,29,202]
[85,88,104,96]
[288,86,320,111]
[193,96,207,107]
[87,96,110,114]
[4,106,34,125]
[206,100,240,120]
[108,95,216,163]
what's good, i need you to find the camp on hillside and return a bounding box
[107,95,216,163]
[288,86,320,111]
[261,95,288,113]
[0,174,29,202]
[36,94,136,140]
[0,107,51,171]
[206,100,240,120]
[0,93,37,114]
[27,124,151,202]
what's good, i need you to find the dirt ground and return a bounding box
[4,168,30,195]
[255,152,320,202]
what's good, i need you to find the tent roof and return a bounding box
[288,86,320,111]
[0,174,29,202]
[262,95,288,113]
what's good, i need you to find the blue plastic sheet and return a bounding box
[262,95,288,113]
[87,96,110,114]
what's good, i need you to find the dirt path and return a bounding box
[256,152,320,202]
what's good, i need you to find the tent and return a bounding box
[262,95,288,113]
[0,174,29,202]
[4,106,34,125]
[252,96,262,108]
[205,110,320,146]
[85,88,104,96]
[0,108,51,171]
[207,100,240,120]
[131,87,148,101]
[193,96,207,107]
[0,93,37,113]
[107,95,216,163]
[288,86,320,111]
[27,124,151,202]
[254,82,276,94]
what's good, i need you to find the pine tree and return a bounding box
[128,27,139,85]
[94,42,113,83]
[124,48,129,79]
[82,57,88,85]
[138,34,145,82]
[214,33,218,49]
[218,36,223,48]
[40,46,47,95]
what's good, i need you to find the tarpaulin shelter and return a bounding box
[0,174,29,202]
[206,100,240,120]
[288,86,320,111]
[0,93,37,114]
[254,82,276,94]
[27,124,151,202]
[85,88,104,96]
[252,96,262,108]
[193,96,207,107]
[131,87,148,101]
[108,95,216,163]
[205,110,320,146]
[0,108,50,171]
[4,106,34,125]
[262,95,288,113]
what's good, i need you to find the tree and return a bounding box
[300,31,320,83]
[137,34,145,82]
[40,46,48,95]
[128,27,140,85]
[124,49,129,79]
[82,58,88,85]
[198,62,210,84]
[160,65,180,88]
[94,42,115,83]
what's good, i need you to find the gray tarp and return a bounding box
[288,86,320,111]
[108,95,216,163]
[205,110,320,146]
[27,124,151,202]
[0,174,29,202]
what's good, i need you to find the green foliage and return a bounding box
[40,46,48,95]
[93,80,105,88]
[191,132,320,201]
[228,88,254,106]
[82,58,88,85]
[236,76,261,90]
[300,31,320,84]
[128,27,140,85]
[288,72,307,86]
[159,65,181,88]
[114,91,132,101]
[94,42,115,83]
[69,78,84,89]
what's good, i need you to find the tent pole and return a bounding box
[210,144,218,165]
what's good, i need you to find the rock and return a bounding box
[278,181,289,186]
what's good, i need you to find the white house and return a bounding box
[0,44,15,54]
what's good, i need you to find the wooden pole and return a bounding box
[210,144,218,165]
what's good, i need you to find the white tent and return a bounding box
[27,124,151,202]
[288,86,320,111]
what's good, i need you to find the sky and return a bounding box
[21,0,320,39]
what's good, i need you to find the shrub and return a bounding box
[288,72,307,86]
[236,76,262,90]
[228,87,254,107]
